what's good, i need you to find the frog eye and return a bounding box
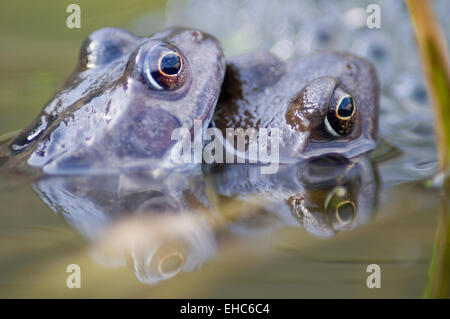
[143,45,186,90]
[324,186,356,226]
[324,87,356,136]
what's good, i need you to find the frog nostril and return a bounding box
[191,30,204,43]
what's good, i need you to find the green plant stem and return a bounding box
[405,0,450,299]
[406,0,450,171]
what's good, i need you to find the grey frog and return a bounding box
[1,27,225,174]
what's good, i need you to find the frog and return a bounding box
[0,27,226,174]
[212,49,379,163]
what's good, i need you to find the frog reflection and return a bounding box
[33,169,219,284]
[33,155,378,285]
[212,154,378,238]
[96,211,218,285]
[1,27,225,174]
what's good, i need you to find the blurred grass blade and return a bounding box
[424,177,450,298]
[405,0,450,171]
[405,0,450,299]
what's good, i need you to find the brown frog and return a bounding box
[212,50,379,163]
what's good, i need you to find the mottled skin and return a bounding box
[213,50,379,162]
[1,27,225,174]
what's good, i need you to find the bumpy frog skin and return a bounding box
[2,27,225,174]
[213,50,379,162]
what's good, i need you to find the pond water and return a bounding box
[0,0,448,298]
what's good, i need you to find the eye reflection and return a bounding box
[158,251,185,277]
[324,186,356,226]
[335,200,356,225]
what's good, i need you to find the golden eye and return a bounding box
[144,44,186,90]
[335,95,355,120]
[324,87,357,136]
